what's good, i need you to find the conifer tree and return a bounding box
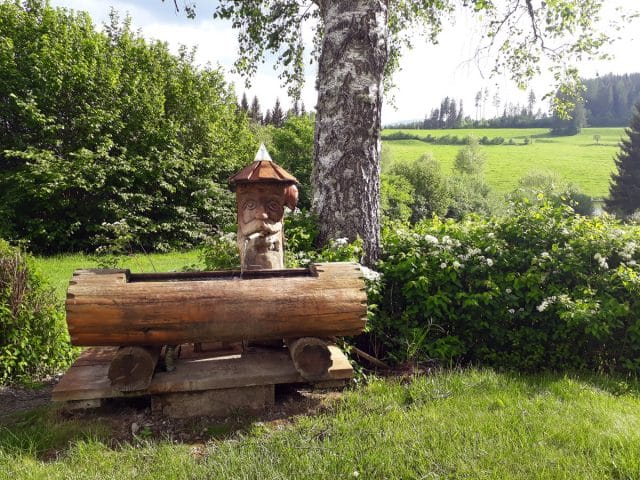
[290,100,300,118]
[606,104,640,216]
[249,95,262,123]
[240,92,249,112]
[527,89,536,116]
[263,109,272,125]
[456,99,464,127]
[271,98,284,127]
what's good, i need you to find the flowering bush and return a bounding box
[371,199,640,373]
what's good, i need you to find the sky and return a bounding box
[50,0,639,125]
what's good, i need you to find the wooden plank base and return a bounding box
[53,344,353,417]
[151,385,274,418]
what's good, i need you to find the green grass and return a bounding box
[383,127,625,197]
[2,369,640,479]
[32,250,201,302]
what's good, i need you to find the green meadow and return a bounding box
[382,127,625,198]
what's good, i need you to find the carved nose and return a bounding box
[256,211,268,220]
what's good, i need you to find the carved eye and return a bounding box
[267,200,281,212]
[245,200,256,210]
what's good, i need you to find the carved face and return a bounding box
[237,184,286,238]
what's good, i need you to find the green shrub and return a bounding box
[446,176,498,220]
[200,233,241,270]
[388,154,451,222]
[371,200,640,373]
[381,173,415,223]
[512,171,594,216]
[0,2,255,253]
[270,115,314,210]
[0,241,75,384]
[453,137,485,176]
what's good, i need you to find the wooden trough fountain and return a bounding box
[53,146,368,417]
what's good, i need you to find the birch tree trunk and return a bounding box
[313,0,388,265]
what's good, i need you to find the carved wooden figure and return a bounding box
[229,144,298,270]
[229,145,336,380]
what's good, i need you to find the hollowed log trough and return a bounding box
[66,262,367,347]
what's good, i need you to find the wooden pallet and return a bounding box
[53,344,353,417]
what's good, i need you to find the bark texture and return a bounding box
[66,264,367,346]
[313,0,388,265]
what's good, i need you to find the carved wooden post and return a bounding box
[230,145,335,380]
[229,144,298,271]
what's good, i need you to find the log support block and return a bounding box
[108,346,160,392]
[151,385,274,418]
[285,337,332,381]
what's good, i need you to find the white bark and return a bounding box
[313,0,388,265]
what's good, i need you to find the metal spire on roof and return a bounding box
[254,143,273,162]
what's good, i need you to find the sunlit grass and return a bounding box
[2,369,640,479]
[32,250,201,302]
[383,127,625,197]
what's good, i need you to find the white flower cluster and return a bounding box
[536,294,573,312]
[621,241,637,261]
[532,251,552,265]
[423,234,438,245]
[220,232,236,244]
[294,251,311,265]
[536,295,558,312]
[101,219,128,228]
[331,237,349,248]
[360,266,382,282]
[593,252,609,270]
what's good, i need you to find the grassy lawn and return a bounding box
[2,369,640,479]
[383,127,625,197]
[33,250,201,302]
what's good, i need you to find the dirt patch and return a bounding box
[71,384,343,444]
[0,375,62,421]
[1,379,345,448]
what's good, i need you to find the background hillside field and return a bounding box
[382,127,625,197]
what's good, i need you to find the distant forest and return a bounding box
[584,73,640,126]
[387,73,640,130]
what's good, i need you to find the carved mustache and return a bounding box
[241,220,282,237]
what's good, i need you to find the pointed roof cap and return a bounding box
[229,143,298,185]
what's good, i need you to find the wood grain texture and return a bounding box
[52,345,353,402]
[107,346,160,392]
[66,262,367,346]
[285,337,332,381]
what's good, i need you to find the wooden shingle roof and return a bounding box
[229,144,298,184]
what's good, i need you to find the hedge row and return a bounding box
[370,200,640,373]
[382,131,511,146]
